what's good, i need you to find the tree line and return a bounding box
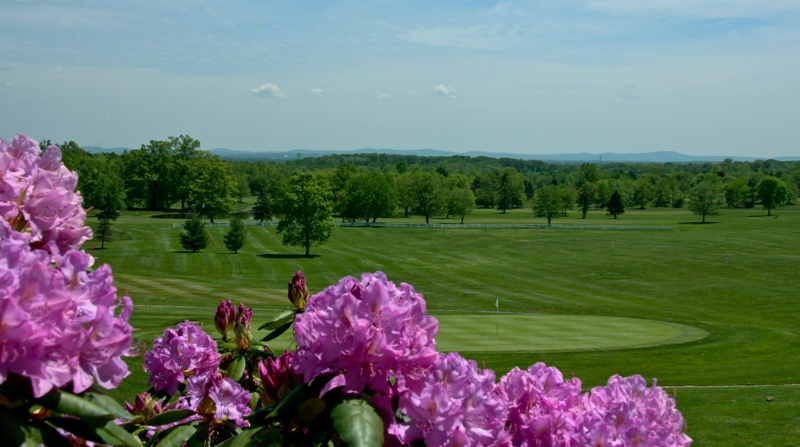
[49,136,800,253]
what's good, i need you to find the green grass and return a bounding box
[433,314,708,353]
[90,204,800,446]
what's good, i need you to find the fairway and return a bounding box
[433,314,708,353]
[90,205,800,446]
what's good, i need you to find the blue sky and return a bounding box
[1,1,798,157]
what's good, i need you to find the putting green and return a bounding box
[433,314,708,353]
[132,308,707,355]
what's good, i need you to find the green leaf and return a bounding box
[249,382,313,422]
[156,425,197,447]
[217,427,282,447]
[260,321,293,342]
[41,390,115,424]
[331,399,384,447]
[95,421,143,447]
[144,409,196,426]
[0,407,28,447]
[228,356,246,381]
[83,391,134,420]
[218,342,238,350]
[46,417,107,444]
[247,348,273,359]
[258,309,295,330]
[297,398,326,423]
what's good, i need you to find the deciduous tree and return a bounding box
[756,176,790,216]
[277,173,336,256]
[532,185,562,225]
[409,171,446,224]
[688,180,724,223]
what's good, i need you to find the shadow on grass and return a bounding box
[746,214,775,218]
[258,253,320,259]
[678,221,719,225]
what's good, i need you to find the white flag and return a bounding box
[495,299,499,310]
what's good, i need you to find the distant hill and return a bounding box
[209,148,800,163]
[83,146,128,155]
[79,145,799,163]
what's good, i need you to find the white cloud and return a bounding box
[252,83,285,98]
[402,91,418,98]
[372,92,391,100]
[310,88,323,95]
[4,81,14,87]
[432,85,457,99]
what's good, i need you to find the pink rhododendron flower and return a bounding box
[182,371,251,428]
[0,221,133,397]
[390,352,511,447]
[500,363,583,447]
[293,271,438,396]
[214,299,236,341]
[288,270,309,310]
[259,350,302,406]
[144,321,221,395]
[0,134,91,254]
[576,375,692,447]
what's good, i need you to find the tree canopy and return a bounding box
[277,173,336,256]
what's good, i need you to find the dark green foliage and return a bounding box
[223,216,247,253]
[408,171,447,224]
[532,185,562,225]
[252,190,275,223]
[577,182,594,219]
[179,214,209,252]
[277,173,335,256]
[756,176,790,216]
[339,173,398,222]
[688,180,724,223]
[606,190,625,218]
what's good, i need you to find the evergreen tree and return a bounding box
[252,190,274,223]
[180,214,209,252]
[577,182,594,219]
[606,190,625,219]
[223,215,248,253]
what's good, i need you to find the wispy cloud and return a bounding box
[310,88,323,95]
[372,92,391,100]
[613,84,641,106]
[4,81,14,87]
[432,85,457,99]
[252,83,285,98]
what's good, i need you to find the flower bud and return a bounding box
[129,392,161,421]
[235,303,253,350]
[288,270,309,311]
[215,299,236,341]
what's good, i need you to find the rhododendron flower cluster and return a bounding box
[293,271,439,396]
[0,134,92,254]
[291,270,692,447]
[390,352,511,447]
[576,375,692,447]
[500,363,584,447]
[144,321,252,428]
[215,299,236,341]
[144,320,221,395]
[0,217,132,398]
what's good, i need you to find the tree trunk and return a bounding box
[305,226,310,256]
[425,215,429,224]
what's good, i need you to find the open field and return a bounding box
[89,204,800,446]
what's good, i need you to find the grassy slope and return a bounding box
[91,204,800,446]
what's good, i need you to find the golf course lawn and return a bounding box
[433,314,708,353]
[91,203,800,446]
